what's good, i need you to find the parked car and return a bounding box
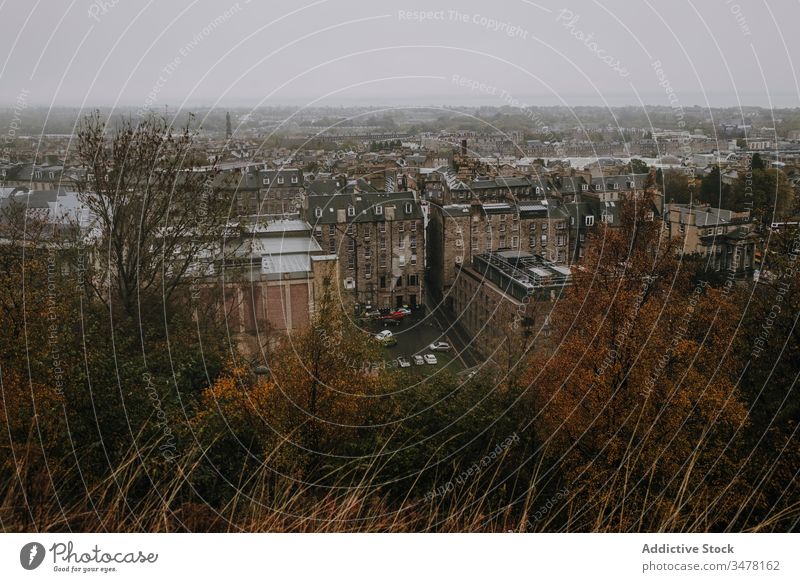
[394,307,412,315]
[375,330,393,341]
[397,356,411,368]
[413,355,425,366]
[428,341,451,352]
[423,353,438,365]
[384,310,408,321]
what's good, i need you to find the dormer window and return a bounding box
[347,205,355,217]
[263,177,270,185]
[374,205,383,216]
[405,202,412,214]
[277,176,285,185]
[613,183,619,190]
[581,183,588,191]
[535,186,541,194]
[314,207,323,218]
[585,215,595,226]
[291,175,298,184]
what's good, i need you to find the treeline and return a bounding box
[659,155,797,225]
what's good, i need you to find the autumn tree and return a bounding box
[75,112,229,320]
[526,199,748,531]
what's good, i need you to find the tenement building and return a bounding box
[427,200,570,304]
[305,191,425,310]
[450,250,572,358]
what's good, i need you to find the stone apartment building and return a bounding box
[427,200,571,304]
[214,164,304,216]
[305,191,425,310]
[664,203,759,275]
[450,251,572,358]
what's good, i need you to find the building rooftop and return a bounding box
[472,251,572,302]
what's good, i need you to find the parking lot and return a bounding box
[361,308,466,374]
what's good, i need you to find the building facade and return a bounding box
[306,191,425,310]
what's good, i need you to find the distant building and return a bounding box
[664,203,759,275]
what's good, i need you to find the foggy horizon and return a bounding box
[1,0,797,110]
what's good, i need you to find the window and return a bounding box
[511,236,519,249]
[314,207,322,218]
[405,202,412,214]
[613,182,619,190]
[397,276,403,287]
[399,238,405,249]
[347,205,355,217]
[364,246,371,258]
[585,215,595,227]
[263,177,270,185]
[346,224,353,235]
[375,205,383,216]
[365,263,372,278]
[407,275,417,287]
[379,222,386,233]
[499,235,506,247]
[411,254,417,265]
[645,211,654,221]
[410,235,417,249]
[347,255,355,269]
[328,240,335,254]
[328,224,335,236]
[581,183,588,191]
[380,275,386,289]
[541,234,548,246]
[579,233,585,242]
[379,254,386,268]
[348,238,355,251]
[380,237,386,250]
[500,223,506,232]
[291,175,298,184]
[455,238,462,248]
[601,213,613,224]
[557,221,565,230]
[529,223,537,232]
[399,222,404,232]
[278,176,285,185]
[716,226,723,235]
[411,221,417,232]
[557,234,566,247]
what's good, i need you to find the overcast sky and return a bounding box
[0,0,797,109]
